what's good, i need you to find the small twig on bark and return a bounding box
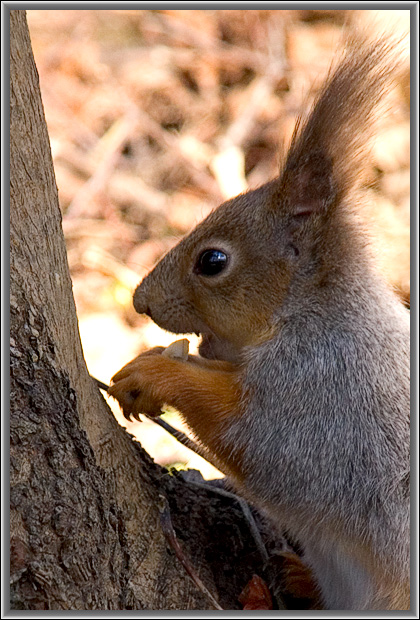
[145,415,208,461]
[189,482,269,562]
[158,494,224,611]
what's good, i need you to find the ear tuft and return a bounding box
[271,34,403,223]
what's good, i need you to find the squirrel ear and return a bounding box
[272,150,337,221]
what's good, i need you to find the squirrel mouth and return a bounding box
[198,333,218,360]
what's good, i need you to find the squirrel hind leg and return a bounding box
[274,550,324,610]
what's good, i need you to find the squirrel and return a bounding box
[108,33,410,611]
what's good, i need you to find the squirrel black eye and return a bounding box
[194,249,228,276]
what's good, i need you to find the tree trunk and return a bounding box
[9,9,272,611]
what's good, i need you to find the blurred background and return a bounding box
[26,8,410,479]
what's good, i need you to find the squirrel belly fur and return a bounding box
[109,33,410,611]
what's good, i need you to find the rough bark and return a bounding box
[9,9,274,611]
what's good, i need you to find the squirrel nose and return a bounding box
[133,285,151,316]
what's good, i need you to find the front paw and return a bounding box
[108,349,166,420]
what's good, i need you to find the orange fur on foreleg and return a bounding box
[109,351,244,473]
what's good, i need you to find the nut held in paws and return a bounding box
[161,339,189,361]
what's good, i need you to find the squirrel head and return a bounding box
[133,36,400,363]
[134,181,296,361]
